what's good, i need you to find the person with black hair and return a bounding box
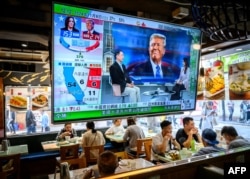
[176,117,202,149]
[25,106,37,134]
[151,120,180,162]
[221,126,250,149]
[170,57,190,100]
[193,128,225,156]
[60,16,79,38]
[81,121,106,158]
[176,57,190,90]
[109,50,141,103]
[123,117,145,153]
[56,122,77,141]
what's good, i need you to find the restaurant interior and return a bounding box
[0,0,250,179]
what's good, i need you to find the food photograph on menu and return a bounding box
[229,61,250,99]
[204,60,225,100]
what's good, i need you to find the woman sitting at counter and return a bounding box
[105,119,125,135]
[81,121,106,158]
[193,128,225,156]
[151,120,180,163]
[123,117,145,154]
[56,122,77,141]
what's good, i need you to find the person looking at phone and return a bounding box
[56,122,77,141]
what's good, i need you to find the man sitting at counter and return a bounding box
[56,122,77,141]
[221,126,250,149]
[193,128,225,156]
[176,117,202,149]
[151,120,180,163]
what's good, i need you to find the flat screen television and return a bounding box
[52,2,202,123]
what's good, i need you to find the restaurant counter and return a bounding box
[100,146,250,179]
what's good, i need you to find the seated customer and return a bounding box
[193,128,225,156]
[221,126,250,149]
[176,117,202,149]
[82,151,118,179]
[56,122,77,141]
[123,117,145,153]
[151,120,180,162]
[105,118,125,135]
[81,121,106,158]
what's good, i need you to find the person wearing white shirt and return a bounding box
[105,119,125,135]
[151,120,180,163]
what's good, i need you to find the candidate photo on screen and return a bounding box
[82,19,101,40]
[129,33,175,78]
[60,16,80,38]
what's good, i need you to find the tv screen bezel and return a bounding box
[51,2,202,123]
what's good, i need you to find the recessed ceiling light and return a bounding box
[208,48,215,51]
[235,48,242,51]
[21,43,28,47]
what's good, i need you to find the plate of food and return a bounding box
[32,94,48,107]
[9,96,27,108]
[205,88,225,98]
[166,150,181,161]
[57,141,70,146]
[119,159,133,166]
[229,81,250,95]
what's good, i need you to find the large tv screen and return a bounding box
[52,2,202,123]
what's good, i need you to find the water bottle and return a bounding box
[191,138,196,151]
[60,162,70,179]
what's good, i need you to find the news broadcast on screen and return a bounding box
[52,2,202,123]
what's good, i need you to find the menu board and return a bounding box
[5,86,51,111]
[229,61,250,99]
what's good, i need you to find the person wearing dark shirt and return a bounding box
[82,19,100,40]
[129,33,176,78]
[176,117,202,149]
[221,126,250,149]
[60,16,79,37]
[25,107,36,134]
[193,128,225,156]
[56,122,77,141]
[110,50,140,103]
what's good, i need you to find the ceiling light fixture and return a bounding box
[21,43,28,47]
[208,48,215,51]
[191,0,250,41]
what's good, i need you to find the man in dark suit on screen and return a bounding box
[82,19,101,40]
[130,33,175,78]
[109,50,140,103]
